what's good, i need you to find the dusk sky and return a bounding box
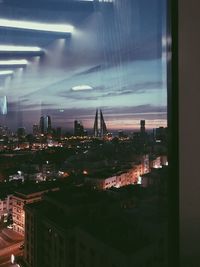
[0,0,167,132]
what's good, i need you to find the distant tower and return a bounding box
[93,109,108,137]
[100,109,107,137]
[33,124,40,136]
[17,127,26,138]
[74,120,84,136]
[40,115,52,134]
[140,120,145,134]
[93,109,98,137]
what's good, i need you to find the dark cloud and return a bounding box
[101,81,163,97]
[57,80,163,101]
[7,101,54,111]
[75,65,104,76]
[104,105,167,114]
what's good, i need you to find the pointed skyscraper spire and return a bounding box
[100,109,108,137]
[93,109,98,137]
[93,109,108,138]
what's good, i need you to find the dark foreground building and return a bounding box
[24,186,167,267]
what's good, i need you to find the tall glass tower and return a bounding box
[39,115,51,134]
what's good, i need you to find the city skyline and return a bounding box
[0,111,167,135]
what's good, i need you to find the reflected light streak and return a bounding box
[33,56,40,63]
[0,70,13,75]
[44,39,66,66]
[0,45,42,52]
[77,0,113,2]
[0,18,74,33]
[56,38,66,53]
[0,96,7,115]
[14,67,23,79]
[0,59,28,65]
[32,56,40,68]
[4,75,12,89]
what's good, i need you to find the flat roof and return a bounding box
[14,182,59,198]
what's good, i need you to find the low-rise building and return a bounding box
[85,155,150,190]
[0,193,12,222]
[24,186,167,267]
[12,183,59,235]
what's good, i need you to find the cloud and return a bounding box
[104,105,167,114]
[7,101,54,111]
[71,85,93,91]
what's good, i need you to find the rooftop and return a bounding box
[25,185,166,254]
[43,186,113,207]
[85,167,132,180]
[14,181,59,198]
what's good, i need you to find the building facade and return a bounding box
[24,188,167,267]
[85,155,150,190]
[12,186,59,235]
[39,115,52,134]
[0,194,12,222]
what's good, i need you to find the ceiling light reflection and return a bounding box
[0,70,14,75]
[0,45,42,52]
[0,18,74,33]
[0,59,28,66]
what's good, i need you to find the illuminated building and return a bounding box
[9,171,24,182]
[39,115,52,134]
[12,184,59,235]
[150,156,162,169]
[42,162,55,179]
[93,109,108,138]
[0,125,11,136]
[0,193,12,222]
[85,155,150,190]
[142,154,150,174]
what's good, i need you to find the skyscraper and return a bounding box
[93,109,108,137]
[39,115,52,134]
[140,120,145,134]
[93,109,98,137]
[74,120,84,136]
